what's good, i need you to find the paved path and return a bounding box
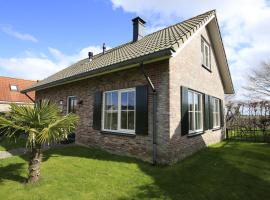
[0,144,74,159]
[0,148,27,159]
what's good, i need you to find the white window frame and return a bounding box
[67,96,77,114]
[201,37,211,70]
[188,90,203,134]
[102,88,136,135]
[10,85,18,91]
[213,98,220,128]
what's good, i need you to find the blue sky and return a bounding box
[1,0,270,99]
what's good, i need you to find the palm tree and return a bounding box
[0,100,79,183]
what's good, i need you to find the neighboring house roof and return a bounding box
[0,76,36,103]
[22,10,234,94]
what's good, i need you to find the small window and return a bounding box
[201,37,211,70]
[10,85,18,91]
[213,98,220,128]
[67,96,77,114]
[188,90,203,134]
[102,88,136,134]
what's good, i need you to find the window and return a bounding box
[67,96,77,113]
[188,90,203,133]
[10,85,18,91]
[102,88,136,134]
[201,37,211,69]
[213,98,220,128]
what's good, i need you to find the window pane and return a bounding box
[121,111,127,129]
[105,93,111,110]
[189,112,194,131]
[196,112,202,130]
[104,112,110,129]
[188,92,193,111]
[121,92,128,111]
[194,94,198,111]
[215,100,219,113]
[128,111,135,130]
[111,112,118,130]
[198,95,202,111]
[111,92,118,110]
[68,97,77,113]
[128,91,135,110]
[205,45,209,66]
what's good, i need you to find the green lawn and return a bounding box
[0,137,26,151]
[0,142,269,200]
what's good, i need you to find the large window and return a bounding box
[188,90,203,133]
[102,88,136,134]
[67,96,77,113]
[201,37,211,70]
[213,98,220,128]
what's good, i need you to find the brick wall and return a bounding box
[168,25,225,163]
[36,26,227,164]
[36,60,170,163]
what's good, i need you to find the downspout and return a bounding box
[140,62,157,165]
[22,92,35,103]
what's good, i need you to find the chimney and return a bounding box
[132,17,146,42]
[102,43,106,55]
[88,52,93,61]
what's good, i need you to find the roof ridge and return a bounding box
[0,76,37,82]
[141,9,215,39]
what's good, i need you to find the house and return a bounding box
[0,76,36,113]
[22,10,234,164]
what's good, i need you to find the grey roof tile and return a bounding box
[23,10,215,92]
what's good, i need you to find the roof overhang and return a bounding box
[21,48,173,93]
[207,16,234,94]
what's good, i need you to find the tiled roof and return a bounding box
[0,76,36,103]
[23,10,216,92]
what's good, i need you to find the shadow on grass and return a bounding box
[0,163,26,183]
[44,142,270,200]
[1,142,270,200]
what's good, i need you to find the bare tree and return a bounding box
[244,61,270,98]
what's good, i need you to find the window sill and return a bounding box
[202,64,212,72]
[212,127,221,131]
[100,131,136,137]
[187,131,204,137]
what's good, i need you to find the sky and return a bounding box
[0,0,270,99]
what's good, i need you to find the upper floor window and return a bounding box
[102,88,136,134]
[10,85,18,91]
[213,98,220,128]
[201,37,211,70]
[188,90,203,134]
[67,96,77,113]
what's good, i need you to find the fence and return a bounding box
[226,101,270,143]
[226,128,270,142]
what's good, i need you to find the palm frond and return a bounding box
[0,100,79,149]
[37,113,79,144]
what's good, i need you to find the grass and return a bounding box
[0,137,26,151]
[0,142,269,200]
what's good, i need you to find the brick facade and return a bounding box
[36,25,225,164]
[168,25,225,163]
[36,60,170,163]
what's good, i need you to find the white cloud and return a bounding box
[111,0,270,99]
[0,25,38,43]
[0,45,104,80]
